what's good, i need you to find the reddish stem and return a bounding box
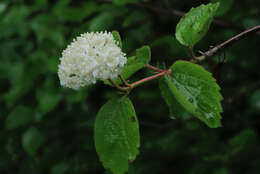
[109,69,171,91]
[146,64,164,72]
[131,69,171,88]
[109,79,129,91]
[119,75,131,87]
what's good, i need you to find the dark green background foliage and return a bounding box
[0,0,260,173]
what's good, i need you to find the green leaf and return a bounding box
[159,78,188,119]
[164,60,223,128]
[112,31,122,48]
[4,62,34,108]
[5,105,33,130]
[136,45,151,64]
[94,97,140,174]
[36,90,62,121]
[228,129,258,155]
[229,129,256,147]
[175,3,219,47]
[104,46,151,85]
[22,127,45,156]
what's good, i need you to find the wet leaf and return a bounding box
[175,3,219,47]
[136,45,151,64]
[94,97,140,174]
[164,60,223,128]
[159,78,188,119]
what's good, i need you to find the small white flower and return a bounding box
[58,31,127,90]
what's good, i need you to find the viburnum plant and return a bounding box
[58,3,260,174]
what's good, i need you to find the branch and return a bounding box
[109,68,171,92]
[202,25,260,58]
[130,69,171,88]
[119,75,131,87]
[109,79,130,91]
[146,64,164,72]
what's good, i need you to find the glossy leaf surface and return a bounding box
[164,61,223,128]
[175,3,219,47]
[159,78,188,119]
[94,97,140,174]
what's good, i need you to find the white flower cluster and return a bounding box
[58,31,127,90]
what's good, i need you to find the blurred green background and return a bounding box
[1,0,260,173]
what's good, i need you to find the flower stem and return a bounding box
[119,75,131,87]
[130,69,171,88]
[189,47,196,59]
[146,64,164,72]
[109,79,130,91]
[109,69,171,92]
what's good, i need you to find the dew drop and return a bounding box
[205,112,214,119]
